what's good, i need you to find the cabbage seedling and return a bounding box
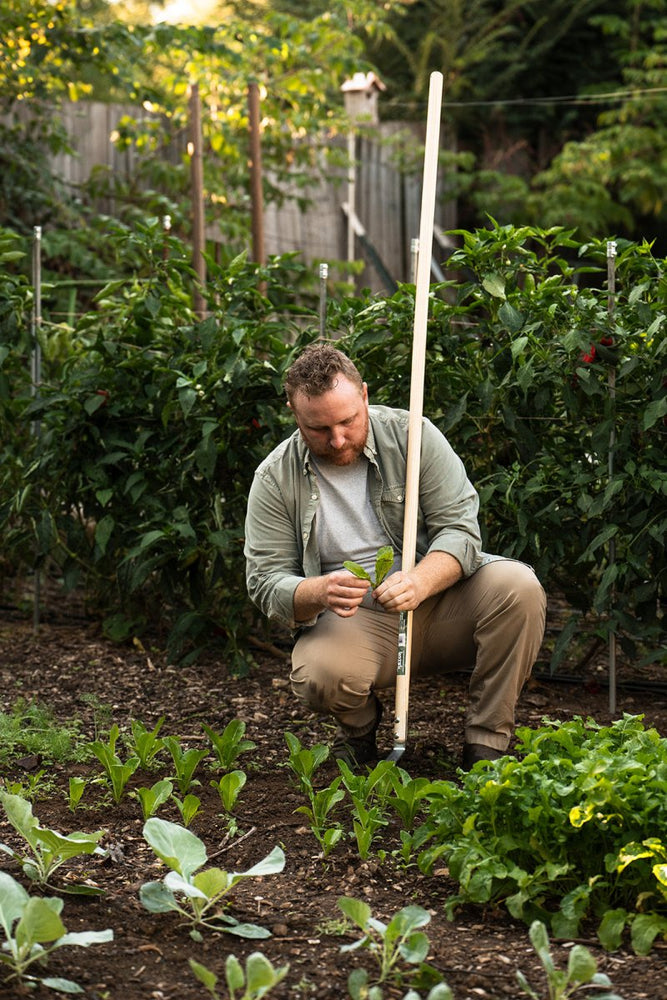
[344,545,394,589]
[0,791,105,895]
[0,870,113,993]
[140,817,285,940]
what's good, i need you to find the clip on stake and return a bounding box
[386,71,443,763]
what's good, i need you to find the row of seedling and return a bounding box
[0,785,619,999]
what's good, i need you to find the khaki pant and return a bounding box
[290,560,546,751]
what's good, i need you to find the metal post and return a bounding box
[31,226,42,632]
[410,238,419,284]
[607,240,617,714]
[318,263,328,338]
[188,82,206,318]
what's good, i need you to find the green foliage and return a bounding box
[189,951,290,1000]
[140,817,285,939]
[284,732,344,856]
[0,698,83,767]
[344,545,395,589]
[133,779,174,820]
[125,716,166,768]
[203,719,256,771]
[0,870,113,994]
[517,920,624,1000]
[338,760,396,860]
[338,896,443,993]
[413,714,667,954]
[0,791,106,894]
[163,736,208,796]
[89,724,140,803]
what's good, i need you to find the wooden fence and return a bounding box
[38,101,453,293]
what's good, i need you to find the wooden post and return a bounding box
[248,81,265,268]
[189,82,206,318]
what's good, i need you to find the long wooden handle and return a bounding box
[393,71,443,749]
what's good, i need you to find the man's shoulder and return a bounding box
[369,404,409,428]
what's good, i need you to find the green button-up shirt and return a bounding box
[244,405,484,630]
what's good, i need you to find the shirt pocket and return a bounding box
[380,485,406,538]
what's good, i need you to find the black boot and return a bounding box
[332,697,383,770]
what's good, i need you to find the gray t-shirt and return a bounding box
[311,454,401,608]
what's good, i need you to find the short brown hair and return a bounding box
[284,343,363,404]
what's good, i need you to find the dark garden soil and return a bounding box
[0,592,666,1000]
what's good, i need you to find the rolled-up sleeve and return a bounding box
[244,465,307,629]
[417,418,482,576]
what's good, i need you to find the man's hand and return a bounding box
[294,570,370,621]
[373,551,463,613]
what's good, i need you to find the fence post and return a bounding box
[248,81,265,269]
[188,82,206,318]
[318,262,328,338]
[31,225,42,631]
[607,239,617,714]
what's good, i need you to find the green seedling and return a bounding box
[0,699,84,768]
[140,817,285,940]
[89,724,140,803]
[344,545,394,589]
[163,736,208,795]
[517,920,624,1000]
[295,777,346,857]
[172,793,202,828]
[125,716,166,768]
[284,731,330,793]
[388,769,433,831]
[0,871,113,994]
[338,896,434,987]
[0,790,105,894]
[339,760,396,860]
[2,769,54,802]
[190,951,289,1000]
[211,770,246,813]
[203,719,256,771]
[134,779,174,821]
[348,975,453,1000]
[68,776,87,812]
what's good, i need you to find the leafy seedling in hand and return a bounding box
[344,545,394,590]
[140,817,285,941]
[0,790,106,895]
[189,951,289,1000]
[0,871,113,994]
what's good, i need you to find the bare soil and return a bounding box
[0,596,666,1000]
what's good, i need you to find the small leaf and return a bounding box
[343,561,371,582]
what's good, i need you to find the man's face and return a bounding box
[289,376,369,466]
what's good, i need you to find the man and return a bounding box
[244,343,546,770]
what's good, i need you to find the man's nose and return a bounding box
[329,428,346,449]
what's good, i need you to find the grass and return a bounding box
[0,698,86,767]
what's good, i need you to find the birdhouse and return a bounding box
[341,72,385,127]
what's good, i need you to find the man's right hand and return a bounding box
[294,570,370,621]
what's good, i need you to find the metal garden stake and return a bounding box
[386,71,443,762]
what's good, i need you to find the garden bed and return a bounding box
[0,599,666,1000]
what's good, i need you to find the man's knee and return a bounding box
[484,560,546,623]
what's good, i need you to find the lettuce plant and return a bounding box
[344,545,394,590]
[0,791,105,895]
[203,719,256,771]
[516,920,623,1000]
[140,818,285,940]
[133,779,174,821]
[189,952,290,1000]
[88,724,140,803]
[0,870,113,994]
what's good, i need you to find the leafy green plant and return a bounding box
[203,719,256,771]
[140,817,285,940]
[210,770,247,814]
[172,792,202,828]
[0,699,83,767]
[284,732,344,856]
[163,736,208,796]
[0,791,105,894]
[189,952,290,1000]
[338,760,396,860]
[413,715,667,953]
[0,870,113,994]
[134,779,174,821]
[338,897,439,992]
[67,776,87,812]
[344,545,395,589]
[125,716,166,768]
[517,920,624,1000]
[88,723,140,803]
